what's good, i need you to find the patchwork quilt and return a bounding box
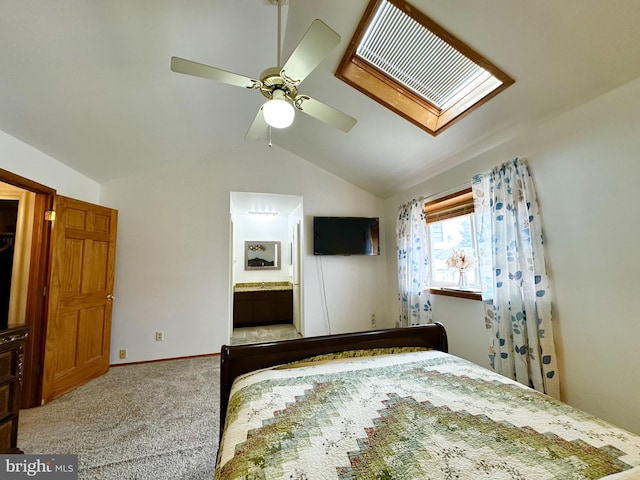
[214,350,640,479]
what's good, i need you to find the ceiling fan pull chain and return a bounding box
[268,126,273,148]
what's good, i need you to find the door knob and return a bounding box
[106,294,115,300]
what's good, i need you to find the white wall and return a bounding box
[430,295,489,369]
[100,143,386,364]
[233,214,290,284]
[384,76,640,435]
[0,130,100,203]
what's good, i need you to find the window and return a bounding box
[424,188,481,295]
[430,222,443,243]
[335,0,514,136]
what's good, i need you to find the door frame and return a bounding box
[229,192,304,340]
[0,168,55,408]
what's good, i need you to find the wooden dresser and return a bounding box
[0,325,28,454]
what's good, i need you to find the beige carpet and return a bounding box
[18,356,220,480]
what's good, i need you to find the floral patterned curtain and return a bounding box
[397,199,432,327]
[472,158,559,398]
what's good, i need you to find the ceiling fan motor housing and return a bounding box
[258,67,298,101]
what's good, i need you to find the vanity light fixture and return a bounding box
[248,211,279,216]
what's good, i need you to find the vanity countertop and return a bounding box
[234,282,293,293]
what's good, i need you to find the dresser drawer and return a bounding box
[0,383,12,420]
[0,350,13,380]
[0,416,16,452]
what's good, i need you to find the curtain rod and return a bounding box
[398,181,471,210]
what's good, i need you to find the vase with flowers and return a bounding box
[445,248,476,288]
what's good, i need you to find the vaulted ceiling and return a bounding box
[2,0,640,198]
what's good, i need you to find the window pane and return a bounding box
[430,223,443,242]
[429,214,479,287]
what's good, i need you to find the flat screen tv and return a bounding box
[313,216,380,256]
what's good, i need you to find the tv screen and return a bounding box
[313,217,380,256]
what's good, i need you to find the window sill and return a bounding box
[430,288,482,301]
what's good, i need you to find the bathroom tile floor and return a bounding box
[230,323,302,345]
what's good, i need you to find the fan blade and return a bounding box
[245,106,269,141]
[280,19,341,86]
[171,57,261,89]
[295,96,357,133]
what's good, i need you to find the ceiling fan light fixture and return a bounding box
[263,90,295,128]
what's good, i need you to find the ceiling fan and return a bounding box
[170,0,357,140]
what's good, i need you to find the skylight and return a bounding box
[356,1,496,110]
[336,0,514,136]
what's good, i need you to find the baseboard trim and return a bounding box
[110,352,220,367]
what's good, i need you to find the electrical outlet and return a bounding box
[370,314,376,328]
[119,349,127,359]
[155,331,164,342]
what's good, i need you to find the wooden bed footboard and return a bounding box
[219,323,448,436]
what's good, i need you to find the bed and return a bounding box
[215,323,640,479]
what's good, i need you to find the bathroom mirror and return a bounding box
[245,241,281,270]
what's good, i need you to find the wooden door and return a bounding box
[41,196,118,403]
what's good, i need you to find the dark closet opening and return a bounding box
[0,199,18,330]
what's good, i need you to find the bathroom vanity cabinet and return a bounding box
[233,284,293,327]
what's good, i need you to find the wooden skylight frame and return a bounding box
[336,0,515,136]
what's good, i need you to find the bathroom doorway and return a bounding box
[229,192,304,344]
